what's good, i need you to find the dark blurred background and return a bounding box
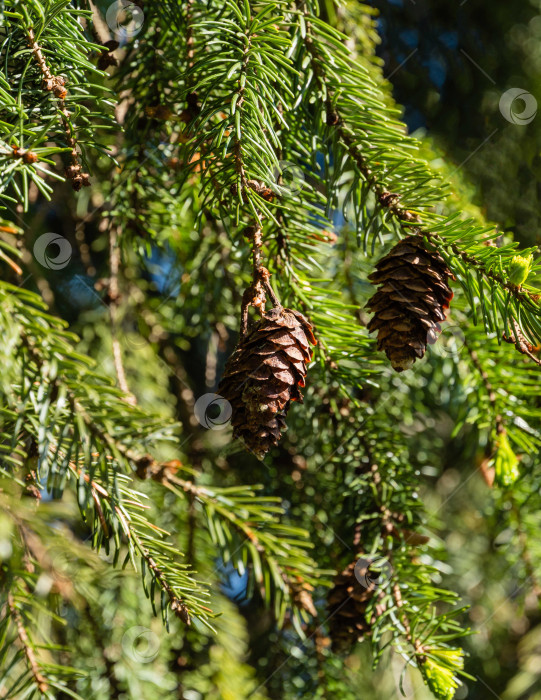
[369,0,541,246]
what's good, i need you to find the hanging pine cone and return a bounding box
[218,306,316,460]
[327,560,374,652]
[366,236,454,372]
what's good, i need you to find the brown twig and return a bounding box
[391,581,426,659]
[503,318,541,366]
[27,27,90,190]
[354,435,429,657]
[6,591,49,694]
[238,221,282,337]
[108,226,136,404]
[229,20,283,330]
[135,538,193,624]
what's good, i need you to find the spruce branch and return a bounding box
[460,331,541,598]
[186,0,291,220]
[136,456,324,627]
[297,0,541,353]
[458,329,541,471]
[64,456,211,626]
[325,409,469,697]
[20,332,141,466]
[0,1,113,207]
[25,25,90,190]
[6,589,49,695]
[0,1,539,696]
[0,282,214,625]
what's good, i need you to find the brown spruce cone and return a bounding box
[327,560,374,652]
[289,578,317,617]
[218,306,316,460]
[366,236,454,372]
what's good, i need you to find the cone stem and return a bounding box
[252,219,262,278]
[264,278,281,308]
[240,287,252,339]
[238,214,283,339]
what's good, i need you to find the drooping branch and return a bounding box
[65,458,207,625]
[298,3,541,352]
[136,456,321,620]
